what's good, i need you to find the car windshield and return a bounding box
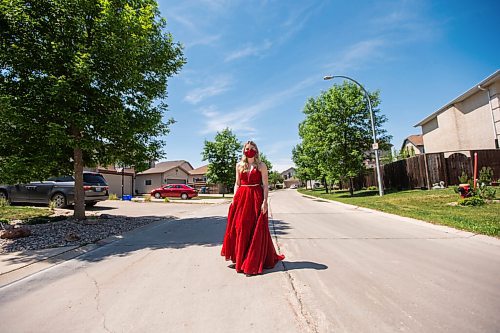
[83,173,107,185]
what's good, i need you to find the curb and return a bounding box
[299,192,500,246]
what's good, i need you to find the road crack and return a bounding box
[269,200,319,333]
[84,270,111,333]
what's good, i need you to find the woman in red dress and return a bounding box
[221,140,285,276]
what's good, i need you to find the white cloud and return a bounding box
[270,158,295,173]
[225,40,273,62]
[185,34,221,48]
[184,76,232,104]
[262,139,300,156]
[326,39,387,72]
[199,75,318,135]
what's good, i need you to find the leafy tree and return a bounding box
[201,128,242,197]
[292,143,320,190]
[296,82,391,196]
[259,153,273,171]
[0,0,185,219]
[268,170,284,188]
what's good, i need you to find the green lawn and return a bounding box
[298,188,500,237]
[0,206,53,224]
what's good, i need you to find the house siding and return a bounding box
[135,174,162,194]
[422,87,499,154]
[101,173,133,196]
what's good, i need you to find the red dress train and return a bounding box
[221,167,285,275]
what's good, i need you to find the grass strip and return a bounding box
[298,188,500,237]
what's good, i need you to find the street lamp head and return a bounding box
[323,75,334,80]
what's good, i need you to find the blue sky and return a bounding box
[156,0,499,172]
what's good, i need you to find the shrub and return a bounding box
[144,194,152,202]
[478,186,496,200]
[458,196,485,206]
[458,171,471,184]
[164,197,170,203]
[367,186,377,191]
[0,198,10,207]
[48,200,56,211]
[478,166,494,185]
[109,193,119,200]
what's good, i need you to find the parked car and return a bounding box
[0,172,109,208]
[150,184,198,200]
[290,184,298,189]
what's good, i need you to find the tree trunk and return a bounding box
[323,175,329,194]
[349,177,354,197]
[73,146,86,220]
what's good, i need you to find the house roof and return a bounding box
[137,160,193,175]
[189,165,208,175]
[402,134,424,149]
[415,69,500,127]
[280,167,296,175]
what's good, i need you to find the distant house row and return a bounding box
[86,160,215,197]
[88,161,298,197]
[401,69,499,158]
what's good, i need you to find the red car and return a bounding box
[150,184,198,200]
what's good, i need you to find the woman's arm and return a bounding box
[260,162,269,214]
[232,164,240,203]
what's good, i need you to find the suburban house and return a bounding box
[401,134,425,156]
[188,164,223,193]
[415,70,500,156]
[188,164,208,189]
[84,165,135,197]
[135,160,194,194]
[281,167,300,188]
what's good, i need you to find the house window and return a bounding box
[145,180,152,185]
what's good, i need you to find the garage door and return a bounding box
[165,178,186,184]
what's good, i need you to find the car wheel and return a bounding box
[181,193,188,200]
[51,193,67,208]
[154,193,161,199]
[85,201,97,207]
[0,191,7,201]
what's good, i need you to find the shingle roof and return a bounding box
[407,134,424,146]
[189,165,208,175]
[137,160,192,175]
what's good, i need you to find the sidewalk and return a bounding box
[0,244,98,288]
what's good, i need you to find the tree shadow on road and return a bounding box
[2,214,294,267]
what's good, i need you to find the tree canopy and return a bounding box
[201,128,242,197]
[294,81,391,195]
[0,0,185,218]
[268,170,284,188]
[259,153,273,171]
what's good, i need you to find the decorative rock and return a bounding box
[1,227,32,239]
[64,232,81,242]
[1,215,170,253]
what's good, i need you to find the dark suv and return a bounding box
[0,172,109,208]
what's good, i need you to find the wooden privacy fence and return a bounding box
[355,149,500,190]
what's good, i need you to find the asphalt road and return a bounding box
[0,190,499,332]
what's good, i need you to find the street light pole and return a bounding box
[323,75,384,196]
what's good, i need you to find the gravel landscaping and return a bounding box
[0,214,168,253]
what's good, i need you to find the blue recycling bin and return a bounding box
[122,195,132,201]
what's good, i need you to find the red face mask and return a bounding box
[244,149,256,158]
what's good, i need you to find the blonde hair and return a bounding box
[237,140,261,173]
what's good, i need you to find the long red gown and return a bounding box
[221,167,285,275]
